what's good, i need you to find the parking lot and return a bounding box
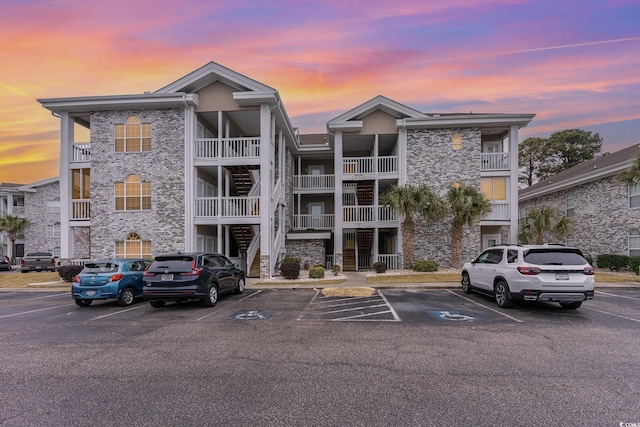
[1,287,639,426]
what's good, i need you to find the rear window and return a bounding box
[27,252,52,257]
[523,249,588,266]
[149,256,196,272]
[83,262,120,273]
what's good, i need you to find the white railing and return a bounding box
[481,152,509,171]
[343,156,398,174]
[194,197,260,218]
[195,137,261,159]
[377,254,399,270]
[343,205,398,223]
[71,200,90,220]
[293,174,335,190]
[72,143,91,162]
[293,214,335,229]
[486,201,509,220]
[358,254,372,269]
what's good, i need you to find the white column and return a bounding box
[183,106,196,252]
[509,124,519,244]
[59,112,72,260]
[259,104,272,277]
[334,131,343,268]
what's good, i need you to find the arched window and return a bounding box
[115,174,151,210]
[115,116,151,152]
[115,232,152,258]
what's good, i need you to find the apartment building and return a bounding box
[519,143,640,258]
[38,61,534,277]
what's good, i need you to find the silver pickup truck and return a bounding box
[20,252,57,273]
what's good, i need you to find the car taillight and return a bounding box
[583,266,594,275]
[143,271,153,276]
[517,266,541,275]
[20,259,24,266]
[108,273,124,282]
[73,276,80,283]
[51,258,56,265]
[182,259,202,276]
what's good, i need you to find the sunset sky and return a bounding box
[1,0,639,184]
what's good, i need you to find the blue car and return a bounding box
[72,259,152,307]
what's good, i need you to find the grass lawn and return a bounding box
[0,271,68,288]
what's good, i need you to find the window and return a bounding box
[72,168,90,200]
[115,232,152,258]
[481,177,507,200]
[629,235,640,257]
[47,222,61,238]
[452,132,462,150]
[507,249,518,263]
[629,184,640,209]
[115,116,151,152]
[115,175,151,210]
[519,206,528,220]
[47,198,61,213]
[566,193,575,217]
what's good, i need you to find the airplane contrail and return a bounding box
[0,82,36,100]
[420,36,640,63]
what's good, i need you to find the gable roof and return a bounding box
[327,95,427,131]
[519,143,640,201]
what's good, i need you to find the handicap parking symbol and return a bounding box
[427,310,475,322]
[229,310,268,320]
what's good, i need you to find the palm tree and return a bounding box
[619,154,640,187]
[0,214,31,265]
[380,184,445,269]
[446,184,491,268]
[518,206,573,244]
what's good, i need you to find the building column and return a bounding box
[184,105,196,252]
[509,124,519,244]
[259,104,272,277]
[59,112,73,260]
[334,131,344,270]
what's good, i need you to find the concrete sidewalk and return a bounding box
[246,271,640,290]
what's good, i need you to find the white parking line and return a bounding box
[90,305,145,320]
[332,310,398,322]
[583,307,640,323]
[595,291,640,301]
[378,291,401,321]
[25,293,68,301]
[239,290,262,302]
[446,290,524,323]
[0,304,74,319]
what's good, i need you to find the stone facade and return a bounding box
[406,128,483,267]
[88,108,186,258]
[520,175,640,260]
[23,180,61,255]
[285,239,326,267]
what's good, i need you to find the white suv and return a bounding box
[461,244,595,309]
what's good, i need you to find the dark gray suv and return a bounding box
[143,252,245,308]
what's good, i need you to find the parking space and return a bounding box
[1,288,639,330]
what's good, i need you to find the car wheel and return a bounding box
[494,280,513,308]
[461,272,472,294]
[202,283,218,307]
[560,301,582,309]
[234,277,245,295]
[149,300,166,308]
[118,288,136,307]
[75,299,92,307]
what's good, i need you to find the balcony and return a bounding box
[293,174,335,191]
[195,137,260,160]
[481,152,509,171]
[195,196,260,218]
[71,143,91,163]
[343,205,398,225]
[485,201,509,220]
[343,156,398,176]
[293,214,335,230]
[71,200,91,220]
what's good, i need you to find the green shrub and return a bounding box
[57,265,83,282]
[629,256,640,276]
[596,254,630,271]
[282,256,301,264]
[373,261,387,273]
[280,260,300,279]
[413,259,438,272]
[309,266,325,278]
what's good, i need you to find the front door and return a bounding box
[483,234,501,250]
[309,203,324,228]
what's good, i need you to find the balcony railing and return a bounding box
[293,174,335,191]
[195,137,260,160]
[485,201,509,220]
[72,143,91,163]
[481,152,509,171]
[195,196,260,218]
[71,200,91,220]
[343,156,398,175]
[343,205,398,223]
[293,214,335,229]
[377,254,399,271]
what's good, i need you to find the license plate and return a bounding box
[86,290,96,296]
[555,273,570,280]
[162,274,174,281]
